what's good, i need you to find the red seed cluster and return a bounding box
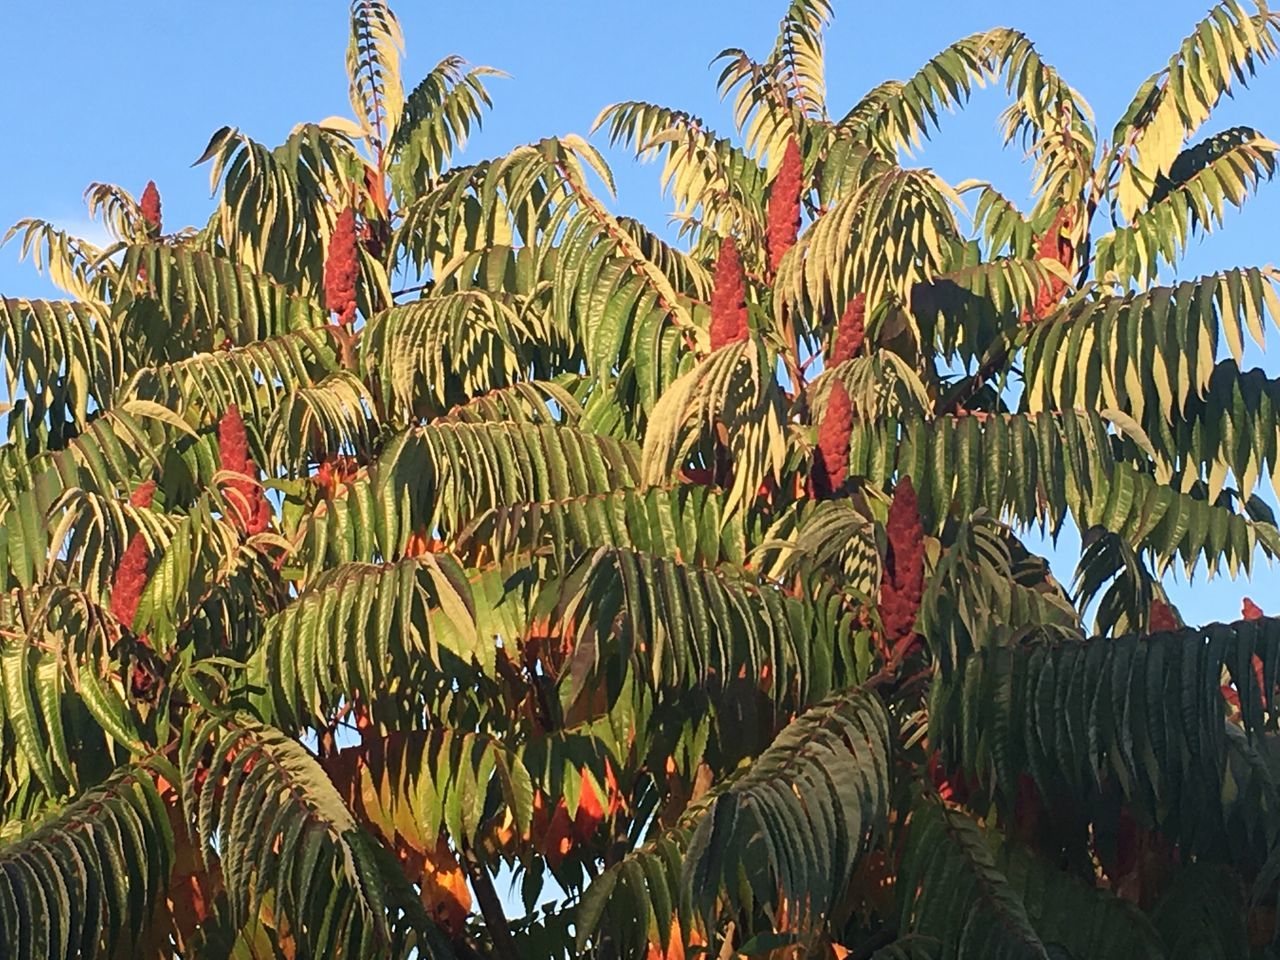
[709,236,749,351]
[1243,597,1264,620]
[830,293,867,366]
[111,538,150,629]
[140,181,162,237]
[1149,599,1178,632]
[325,207,360,326]
[1023,207,1074,324]
[219,406,250,475]
[240,461,272,535]
[812,381,852,498]
[879,477,924,649]
[111,481,157,630]
[218,406,270,534]
[129,479,157,508]
[766,138,803,276]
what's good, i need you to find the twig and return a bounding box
[864,632,929,693]
[327,323,359,372]
[391,280,434,298]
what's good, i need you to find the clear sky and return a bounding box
[2,0,1278,628]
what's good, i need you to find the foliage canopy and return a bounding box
[2,1,1280,957]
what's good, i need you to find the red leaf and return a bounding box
[573,766,606,843]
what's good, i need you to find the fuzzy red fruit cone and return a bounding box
[927,750,957,803]
[140,181,162,237]
[709,236,749,351]
[111,535,151,631]
[1011,773,1044,843]
[218,406,270,534]
[1149,599,1178,633]
[129,479,157,509]
[325,207,360,326]
[110,480,159,631]
[812,381,851,498]
[830,293,866,365]
[766,138,803,276]
[219,406,250,474]
[241,460,271,535]
[1113,806,1140,879]
[1022,207,1074,324]
[879,477,924,657]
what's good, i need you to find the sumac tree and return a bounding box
[2,1,1280,957]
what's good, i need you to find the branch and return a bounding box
[461,844,519,960]
[936,336,1012,417]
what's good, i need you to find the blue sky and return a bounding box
[2,0,1278,627]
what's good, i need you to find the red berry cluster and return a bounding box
[140,181,162,237]
[219,405,249,474]
[812,381,852,498]
[709,236,749,351]
[130,479,157,508]
[111,480,162,699]
[110,480,157,630]
[218,406,271,535]
[325,207,360,326]
[1152,599,1177,634]
[1023,207,1074,323]
[830,293,866,365]
[766,138,803,276]
[1148,598,1178,633]
[879,477,924,651]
